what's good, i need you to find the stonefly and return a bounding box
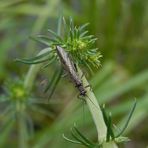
[56,46,87,97]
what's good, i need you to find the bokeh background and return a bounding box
[0,0,148,148]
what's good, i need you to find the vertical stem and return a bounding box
[24,48,51,91]
[17,101,28,148]
[77,66,107,143]
[77,67,117,147]
[18,113,27,148]
[22,48,51,147]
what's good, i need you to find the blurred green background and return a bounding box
[0,0,148,148]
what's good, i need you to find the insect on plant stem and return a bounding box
[56,46,100,109]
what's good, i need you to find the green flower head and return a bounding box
[33,17,102,71]
[5,79,28,101]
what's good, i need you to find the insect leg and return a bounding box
[82,99,86,126]
[74,63,78,72]
[77,94,86,103]
[61,71,68,78]
[85,84,92,91]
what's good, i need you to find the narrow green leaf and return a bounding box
[63,134,81,144]
[101,105,109,127]
[69,28,73,41]
[57,15,63,36]
[45,68,63,100]
[80,31,89,38]
[15,58,49,65]
[15,50,51,62]
[73,126,95,146]
[62,17,68,35]
[41,57,56,69]
[71,129,90,147]
[88,38,98,44]
[115,99,137,137]
[48,29,63,42]
[81,35,94,40]
[108,113,115,140]
[30,36,51,46]
[37,35,59,44]
[79,23,89,32]
[69,17,74,31]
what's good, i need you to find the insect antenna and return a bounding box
[82,99,86,126]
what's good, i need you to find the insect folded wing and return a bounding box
[56,46,87,97]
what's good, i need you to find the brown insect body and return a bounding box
[56,46,86,96]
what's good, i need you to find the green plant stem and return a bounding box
[23,48,51,147]
[77,66,117,147]
[24,48,51,91]
[18,111,28,148]
[77,66,107,142]
[16,100,28,148]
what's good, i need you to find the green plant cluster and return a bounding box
[34,17,102,70]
